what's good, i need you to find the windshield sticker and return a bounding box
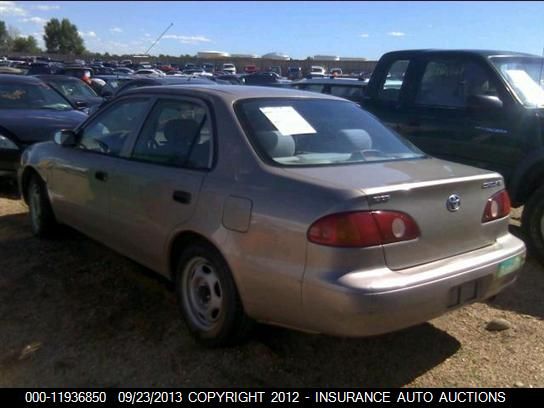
[259,106,316,135]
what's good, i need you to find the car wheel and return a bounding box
[175,242,253,346]
[522,185,544,265]
[27,175,57,238]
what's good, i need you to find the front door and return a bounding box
[48,97,151,241]
[399,57,521,176]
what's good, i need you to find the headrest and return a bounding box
[255,130,296,158]
[339,129,372,150]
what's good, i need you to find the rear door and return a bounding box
[48,96,151,240]
[106,97,213,269]
[363,57,415,130]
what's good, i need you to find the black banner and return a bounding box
[1,388,542,406]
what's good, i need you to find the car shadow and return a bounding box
[0,179,20,200]
[486,225,544,319]
[0,212,461,387]
[245,323,460,387]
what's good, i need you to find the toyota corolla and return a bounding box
[18,85,526,346]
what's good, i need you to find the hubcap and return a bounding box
[183,257,223,330]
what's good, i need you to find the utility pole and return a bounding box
[144,22,174,56]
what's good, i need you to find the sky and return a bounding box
[0,1,543,59]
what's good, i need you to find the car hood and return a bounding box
[281,157,499,194]
[0,109,87,144]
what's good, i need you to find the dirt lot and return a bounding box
[1,185,543,387]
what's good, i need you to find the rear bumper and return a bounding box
[302,233,526,337]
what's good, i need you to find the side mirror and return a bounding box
[54,130,77,147]
[101,90,113,100]
[467,94,503,111]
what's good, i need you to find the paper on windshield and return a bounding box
[504,69,544,105]
[259,106,316,136]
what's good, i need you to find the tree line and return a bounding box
[0,18,85,55]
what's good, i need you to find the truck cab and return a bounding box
[362,49,544,262]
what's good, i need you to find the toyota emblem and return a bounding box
[446,194,461,212]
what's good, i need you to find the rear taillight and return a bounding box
[307,211,420,248]
[482,190,511,222]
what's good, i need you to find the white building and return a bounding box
[231,53,259,58]
[312,55,340,61]
[261,52,291,61]
[197,51,231,59]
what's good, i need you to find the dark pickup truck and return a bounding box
[361,49,544,262]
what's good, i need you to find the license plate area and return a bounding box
[448,279,478,308]
[497,255,524,278]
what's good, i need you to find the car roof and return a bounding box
[35,74,81,81]
[63,66,93,70]
[0,74,44,84]
[124,84,345,103]
[382,49,541,59]
[131,77,214,84]
[292,78,364,85]
[94,74,133,79]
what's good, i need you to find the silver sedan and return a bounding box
[19,85,526,346]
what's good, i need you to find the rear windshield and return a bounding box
[236,98,424,166]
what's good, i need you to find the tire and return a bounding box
[175,242,253,347]
[521,184,544,265]
[27,175,57,238]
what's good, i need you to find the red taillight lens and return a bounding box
[482,190,511,222]
[308,211,420,248]
[371,211,421,244]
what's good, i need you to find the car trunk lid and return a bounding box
[365,175,505,270]
[283,158,507,270]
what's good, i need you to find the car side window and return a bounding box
[78,98,149,156]
[415,60,498,108]
[377,59,409,102]
[300,84,325,93]
[131,99,213,169]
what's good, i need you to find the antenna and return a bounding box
[144,22,174,56]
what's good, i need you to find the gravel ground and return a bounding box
[0,185,543,388]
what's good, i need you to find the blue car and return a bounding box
[0,75,87,178]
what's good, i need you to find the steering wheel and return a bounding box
[96,139,110,153]
[147,138,160,149]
